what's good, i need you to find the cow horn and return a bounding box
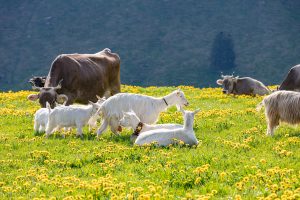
[32,86,42,91]
[220,72,224,78]
[54,79,63,90]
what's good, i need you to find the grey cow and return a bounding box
[216,75,270,95]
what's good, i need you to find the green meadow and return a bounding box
[0,85,299,200]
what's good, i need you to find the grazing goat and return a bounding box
[45,101,101,138]
[94,89,189,136]
[120,111,182,143]
[257,90,300,136]
[134,107,200,146]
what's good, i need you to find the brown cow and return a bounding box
[27,48,120,108]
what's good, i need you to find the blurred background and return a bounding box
[0,0,299,90]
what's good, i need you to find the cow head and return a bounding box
[27,81,68,108]
[216,75,239,94]
[28,76,47,88]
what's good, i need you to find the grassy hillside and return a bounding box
[0,86,299,199]
[1,1,300,90]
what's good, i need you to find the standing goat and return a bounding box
[257,90,300,136]
[94,89,189,136]
[34,97,69,133]
[119,111,182,143]
[34,108,50,133]
[134,108,200,146]
[45,101,101,138]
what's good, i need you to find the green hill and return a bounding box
[1,1,300,90]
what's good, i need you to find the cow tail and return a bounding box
[256,100,264,112]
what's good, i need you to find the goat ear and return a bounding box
[216,79,223,85]
[57,94,68,104]
[194,108,201,115]
[27,94,39,101]
[175,89,181,95]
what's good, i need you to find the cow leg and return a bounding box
[110,81,121,96]
[63,92,75,106]
[97,118,108,136]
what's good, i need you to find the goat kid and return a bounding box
[45,101,101,138]
[134,107,200,146]
[119,111,182,143]
[34,98,69,133]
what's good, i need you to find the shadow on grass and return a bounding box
[36,129,134,145]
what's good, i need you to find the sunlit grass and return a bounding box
[0,85,299,199]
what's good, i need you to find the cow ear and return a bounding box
[216,79,223,85]
[27,94,39,101]
[56,94,68,104]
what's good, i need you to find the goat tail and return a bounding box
[256,100,264,112]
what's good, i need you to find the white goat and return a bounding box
[45,101,101,138]
[134,108,200,146]
[120,111,183,142]
[33,100,68,133]
[34,96,105,134]
[34,108,49,133]
[94,89,189,136]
